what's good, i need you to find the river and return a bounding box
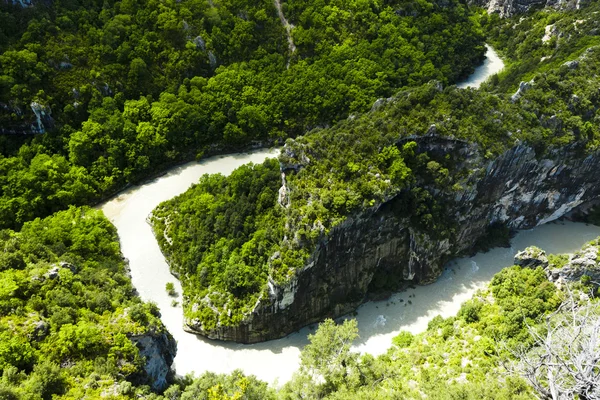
[457,44,503,89]
[98,45,596,385]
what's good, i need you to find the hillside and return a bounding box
[151,1,600,342]
[0,0,484,231]
[1,0,600,399]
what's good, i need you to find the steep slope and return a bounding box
[471,0,589,17]
[152,34,600,342]
[0,207,176,397]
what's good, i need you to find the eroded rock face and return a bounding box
[514,242,600,285]
[549,243,600,284]
[130,332,176,391]
[515,246,549,268]
[186,135,600,343]
[0,101,54,135]
[469,0,589,17]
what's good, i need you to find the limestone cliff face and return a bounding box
[469,0,589,17]
[131,332,176,391]
[516,242,600,285]
[186,136,600,343]
[0,101,53,135]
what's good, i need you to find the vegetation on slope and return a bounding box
[2,1,600,398]
[0,0,484,231]
[152,4,600,328]
[3,208,595,400]
[0,207,174,399]
[95,240,599,400]
[482,1,600,92]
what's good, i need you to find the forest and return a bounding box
[0,0,484,230]
[1,0,600,398]
[0,207,175,399]
[3,217,598,399]
[153,0,600,332]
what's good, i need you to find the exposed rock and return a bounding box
[280,142,310,172]
[542,24,557,43]
[208,51,217,69]
[29,320,49,341]
[541,114,563,132]
[514,246,549,268]
[548,243,600,284]
[193,35,206,51]
[184,134,600,343]
[563,60,579,69]
[30,101,53,134]
[425,124,438,136]
[59,261,77,273]
[44,262,77,280]
[59,61,73,70]
[130,332,176,391]
[45,266,60,279]
[371,98,387,112]
[469,0,590,17]
[7,0,34,6]
[511,80,534,102]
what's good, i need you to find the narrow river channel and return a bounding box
[98,46,595,385]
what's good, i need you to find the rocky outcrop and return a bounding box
[470,0,589,17]
[511,80,534,102]
[0,101,53,135]
[549,243,600,284]
[514,242,600,285]
[515,246,549,268]
[130,332,176,391]
[186,135,600,343]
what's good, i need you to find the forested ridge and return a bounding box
[0,207,175,399]
[153,1,600,334]
[2,0,600,399]
[0,0,484,230]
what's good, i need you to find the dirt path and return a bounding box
[274,0,296,66]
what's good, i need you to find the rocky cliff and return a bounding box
[131,331,177,391]
[469,0,589,17]
[186,135,600,343]
[516,241,600,285]
[0,101,53,135]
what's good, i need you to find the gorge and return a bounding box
[175,132,600,344]
[101,147,600,383]
[100,43,599,382]
[2,0,600,397]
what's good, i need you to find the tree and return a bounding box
[166,282,177,297]
[299,318,360,393]
[513,293,600,400]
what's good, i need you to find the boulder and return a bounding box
[514,246,549,268]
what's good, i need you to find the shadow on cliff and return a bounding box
[190,325,311,354]
[349,221,600,350]
[183,222,600,357]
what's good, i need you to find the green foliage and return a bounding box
[173,370,275,400]
[1,2,600,399]
[278,262,563,399]
[391,331,414,348]
[487,266,560,345]
[0,0,485,232]
[0,207,172,398]
[483,3,600,92]
[151,159,284,327]
[166,282,176,297]
[155,25,600,328]
[299,319,360,394]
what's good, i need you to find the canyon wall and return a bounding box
[186,135,600,342]
[469,0,589,17]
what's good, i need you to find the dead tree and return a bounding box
[513,292,600,400]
